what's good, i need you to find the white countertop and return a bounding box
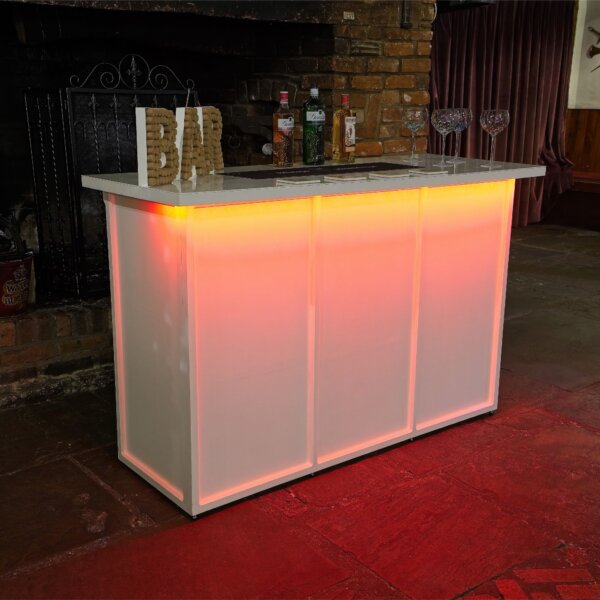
[82,154,546,207]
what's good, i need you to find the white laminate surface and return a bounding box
[82,154,545,207]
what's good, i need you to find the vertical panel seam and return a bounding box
[307,195,319,471]
[408,187,425,434]
[183,208,200,513]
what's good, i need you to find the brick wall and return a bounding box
[0,300,113,408]
[330,0,434,157]
[234,0,435,163]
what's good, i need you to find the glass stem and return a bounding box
[455,131,462,160]
[489,134,496,167]
[411,132,417,161]
[440,133,447,167]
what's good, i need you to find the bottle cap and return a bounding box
[341,94,350,105]
[279,91,289,102]
[310,86,318,97]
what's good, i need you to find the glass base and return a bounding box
[405,155,425,166]
[448,158,466,164]
[480,163,503,170]
[432,161,448,167]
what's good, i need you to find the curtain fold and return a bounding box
[429,0,575,226]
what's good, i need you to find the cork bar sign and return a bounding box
[135,106,224,187]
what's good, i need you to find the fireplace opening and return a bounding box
[1,0,433,302]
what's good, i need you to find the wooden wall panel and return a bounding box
[566,109,600,180]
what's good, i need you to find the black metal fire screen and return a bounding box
[25,54,198,300]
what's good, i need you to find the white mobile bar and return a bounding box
[84,154,545,516]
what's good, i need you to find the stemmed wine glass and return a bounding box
[402,107,429,165]
[480,109,510,169]
[448,108,472,164]
[431,108,458,168]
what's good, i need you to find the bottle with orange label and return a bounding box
[332,94,356,162]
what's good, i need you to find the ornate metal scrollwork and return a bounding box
[27,55,197,299]
[69,54,195,91]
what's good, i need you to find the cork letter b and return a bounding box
[145,108,179,186]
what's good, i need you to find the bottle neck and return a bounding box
[279,100,289,109]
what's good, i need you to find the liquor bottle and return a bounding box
[272,91,294,167]
[302,85,325,165]
[332,94,356,162]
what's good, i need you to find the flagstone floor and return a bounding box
[0,224,599,599]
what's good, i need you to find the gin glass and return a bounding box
[431,108,458,168]
[448,108,472,164]
[480,109,510,169]
[402,107,429,165]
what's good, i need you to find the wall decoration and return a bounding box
[569,0,600,109]
[136,106,224,187]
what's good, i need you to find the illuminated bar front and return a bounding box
[82,156,545,517]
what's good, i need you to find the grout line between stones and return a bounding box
[255,493,413,599]
[0,442,115,479]
[66,454,156,529]
[0,530,133,582]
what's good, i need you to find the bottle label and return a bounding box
[306,110,326,123]
[277,117,294,135]
[344,116,356,151]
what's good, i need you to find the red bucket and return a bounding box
[0,253,33,316]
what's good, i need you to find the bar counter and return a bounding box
[83,154,545,517]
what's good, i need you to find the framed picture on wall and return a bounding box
[569,0,600,109]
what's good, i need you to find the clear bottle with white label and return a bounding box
[302,85,325,165]
[332,94,356,162]
[273,91,294,167]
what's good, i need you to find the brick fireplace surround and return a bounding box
[0,301,114,407]
[1,0,434,404]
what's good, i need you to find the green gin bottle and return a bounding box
[302,85,325,165]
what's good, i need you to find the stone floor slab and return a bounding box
[496,370,569,415]
[465,544,600,599]
[504,276,594,321]
[0,501,350,599]
[0,407,68,476]
[285,450,413,508]
[382,417,517,476]
[510,225,600,254]
[509,243,564,264]
[0,459,134,574]
[502,308,600,390]
[446,409,600,544]
[0,392,116,476]
[73,446,187,527]
[540,386,600,432]
[31,392,116,449]
[306,474,558,600]
[311,572,408,599]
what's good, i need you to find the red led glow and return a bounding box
[106,181,515,515]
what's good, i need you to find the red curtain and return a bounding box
[429,0,575,226]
